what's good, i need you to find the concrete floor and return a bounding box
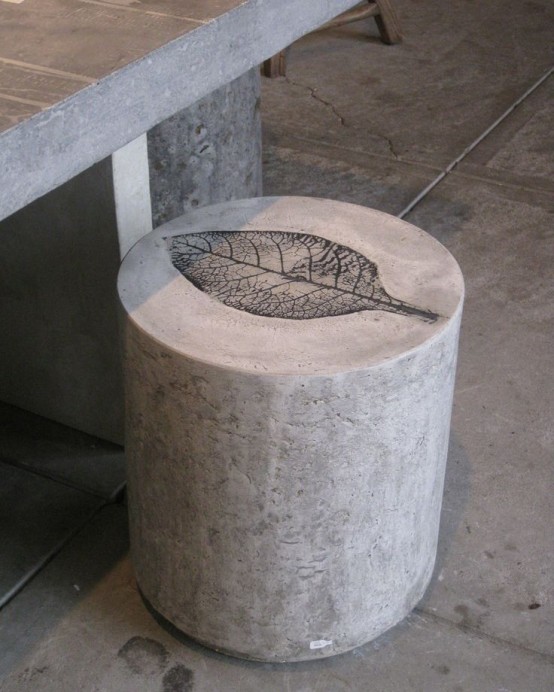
[1,0,553,689]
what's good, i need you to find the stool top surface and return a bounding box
[118,197,464,375]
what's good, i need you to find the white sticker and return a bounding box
[310,639,333,650]
[1,1,26,4]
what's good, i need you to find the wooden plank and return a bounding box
[319,2,379,30]
[375,0,402,44]
[262,51,286,79]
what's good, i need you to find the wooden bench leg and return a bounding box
[318,1,402,44]
[374,0,402,44]
[262,50,287,79]
[261,1,402,79]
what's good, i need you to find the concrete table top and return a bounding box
[0,0,361,222]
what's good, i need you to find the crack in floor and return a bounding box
[383,134,399,159]
[285,77,347,127]
[284,77,403,158]
[415,607,554,665]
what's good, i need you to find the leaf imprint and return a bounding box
[167,231,439,322]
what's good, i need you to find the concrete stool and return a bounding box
[117,196,464,662]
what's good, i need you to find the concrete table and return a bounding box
[0,0,363,442]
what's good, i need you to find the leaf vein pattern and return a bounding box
[167,231,439,322]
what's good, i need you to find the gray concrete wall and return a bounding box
[0,159,125,443]
[0,69,262,443]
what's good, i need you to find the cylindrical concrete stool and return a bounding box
[118,196,464,662]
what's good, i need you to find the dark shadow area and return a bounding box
[0,399,127,644]
[0,503,130,680]
[419,430,472,608]
[0,160,124,444]
[139,587,413,675]
[0,401,125,499]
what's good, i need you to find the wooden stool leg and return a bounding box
[260,0,402,79]
[262,50,287,78]
[374,0,402,44]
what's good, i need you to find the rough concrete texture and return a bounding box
[460,75,554,188]
[119,197,463,661]
[261,0,554,169]
[1,0,553,686]
[0,71,262,444]
[407,174,554,656]
[148,69,262,228]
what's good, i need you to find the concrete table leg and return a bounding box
[0,69,262,443]
[148,69,262,228]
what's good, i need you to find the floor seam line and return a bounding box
[396,65,554,219]
[415,607,554,664]
[0,481,126,612]
[449,169,554,196]
[264,133,444,172]
[0,456,109,500]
